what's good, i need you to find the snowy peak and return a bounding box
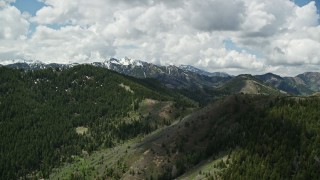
[107,57,145,67]
[2,57,231,82]
[119,57,134,66]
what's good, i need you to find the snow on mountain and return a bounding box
[2,58,320,96]
[1,57,230,80]
[107,57,143,67]
[0,59,42,65]
[118,57,133,66]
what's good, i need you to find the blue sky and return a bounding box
[13,0,44,16]
[224,39,264,59]
[295,0,320,9]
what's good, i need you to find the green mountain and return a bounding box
[4,59,231,106]
[2,62,320,180]
[49,94,320,179]
[0,65,195,179]
[218,74,282,95]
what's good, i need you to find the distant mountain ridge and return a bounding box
[220,74,282,95]
[179,65,230,77]
[255,72,318,95]
[3,58,232,90]
[2,58,320,97]
[2,58,230,77]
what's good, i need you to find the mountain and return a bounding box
[49,94,320,179]
[2,61,320,179]
[4,58,233,105]
[219,74,283,95]
[104,61,232,105]
[95,58,231,90]
[4,60,75,70]
[255,73,316,95]
[4,58,231,89]
[179,64,231,77]
[92,57,149,78]
[3,58,320,98]
[0,65,196,179]
[295,72,320,92]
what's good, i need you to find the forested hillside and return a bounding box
[53,94,320,179]
[0,65,195,179]
[2,65,320,180]
[176,95,320,179]
[221,96,320,179]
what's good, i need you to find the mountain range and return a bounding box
[3,58,320,99]
[1,61,320,179]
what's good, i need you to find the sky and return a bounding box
[0,0,320,76]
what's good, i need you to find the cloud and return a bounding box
[27,25,116,63]
[195,47,265,75]
[0,0,15,6]
[257,2,320,67]
[0,0,320,76]
[185,0,245,31]
[0,4,29,39]
[233,0,320,75]
[289,1,319,28]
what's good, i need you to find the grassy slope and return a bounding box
[52,94,320,179]
[219,75,282,95]
[177,154,229,180]
[49,95,236,179]
[49,99,194,179]
[50,95,270,179]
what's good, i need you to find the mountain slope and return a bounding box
[219,74,282,95]
[98,58,231,89]
[0,65,195,179]
[295,72,320,92]
[49,94,320,179]
[4,59,232,106]
[256,73,314,95]
[179,65,231,77]
[4,58,231,89]
[5,61,74,70]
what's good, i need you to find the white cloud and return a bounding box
[255,2,320,68]
[195,48,265,75]
[0,0,320,76]
[233,0,320,75]
[289,1,319,28]
[27,25,115,63]
[0,4,29,39]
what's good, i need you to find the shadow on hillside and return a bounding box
[128,94,319,179]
